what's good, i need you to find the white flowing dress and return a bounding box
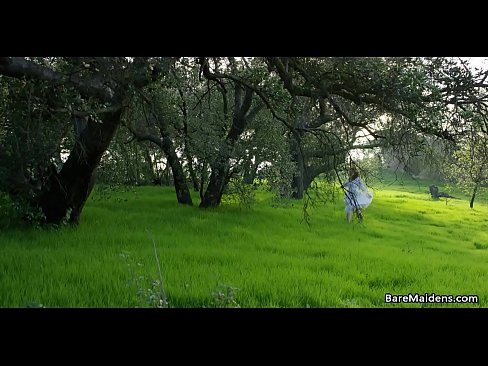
[343,177,373,213]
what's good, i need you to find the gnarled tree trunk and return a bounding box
[0,56,166,226]
[199,159,229,208]
[39,110,122,224]
[127,124,193,206]
[199,83,256,208]
[160,132,193,205]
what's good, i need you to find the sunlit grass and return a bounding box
[1,173,488,308]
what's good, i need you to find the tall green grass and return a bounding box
[1,174,488,308]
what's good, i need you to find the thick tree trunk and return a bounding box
[199,162,229,208]
[288,130,345,199]
[127,124,193,205]
[38,110,122,224]
[154,110,192,205]
[161,134,193,205]
[292,171,305,199]
[199,83,256,208]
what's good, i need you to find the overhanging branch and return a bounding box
[0,57,115,102]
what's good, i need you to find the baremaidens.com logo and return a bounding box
[385,293,479,304]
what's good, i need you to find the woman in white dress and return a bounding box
[342,168,373,222]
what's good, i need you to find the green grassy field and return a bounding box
[1,172,488,308]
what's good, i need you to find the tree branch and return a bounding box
[126,124,163,149]
[197,57,295,131]
[0,57,115,102]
